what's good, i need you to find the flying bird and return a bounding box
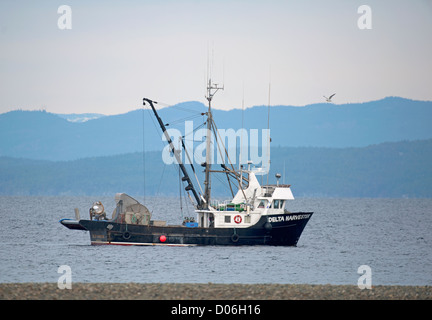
[323,93,336,103]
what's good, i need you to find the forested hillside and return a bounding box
[1,139,431,198]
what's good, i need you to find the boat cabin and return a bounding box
[196,171,295,228]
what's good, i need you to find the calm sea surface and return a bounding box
[0,196,431,285]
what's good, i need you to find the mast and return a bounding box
[143,98,202,209]
[204,79,223,209]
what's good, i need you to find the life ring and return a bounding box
[234,215,242,224]
[122,231,131,240]
[231,233,240,243]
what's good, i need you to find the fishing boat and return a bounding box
[60,80,313,246]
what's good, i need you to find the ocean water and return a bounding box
[0,196,431,286]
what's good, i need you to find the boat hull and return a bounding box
[72,212,313,246]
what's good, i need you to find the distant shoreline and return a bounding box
[1,283,431,300]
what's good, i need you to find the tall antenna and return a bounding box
[266,67,271,186]
[203,50,224,209]
[239,81,245,170]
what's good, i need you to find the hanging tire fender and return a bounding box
[231,233,240,243]
[122,231,131,240]
[264,222,272,231]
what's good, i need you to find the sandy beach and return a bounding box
[1,283,431,300]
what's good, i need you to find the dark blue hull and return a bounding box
[62,212,313,246]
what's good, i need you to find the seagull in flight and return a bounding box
[323,93,336,103]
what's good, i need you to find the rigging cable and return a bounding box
[181,137,204,195]
[211,118,247,201]
[178,163,184,218]
[144,106,174,197]
[166,113,204,126]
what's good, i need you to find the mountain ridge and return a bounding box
[1,96,431,161]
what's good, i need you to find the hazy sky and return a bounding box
[1,0,431,115]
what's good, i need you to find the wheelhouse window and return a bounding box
[271,200,285,209]
[258,200,268,208]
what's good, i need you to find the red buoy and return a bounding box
[159,235,167,243]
